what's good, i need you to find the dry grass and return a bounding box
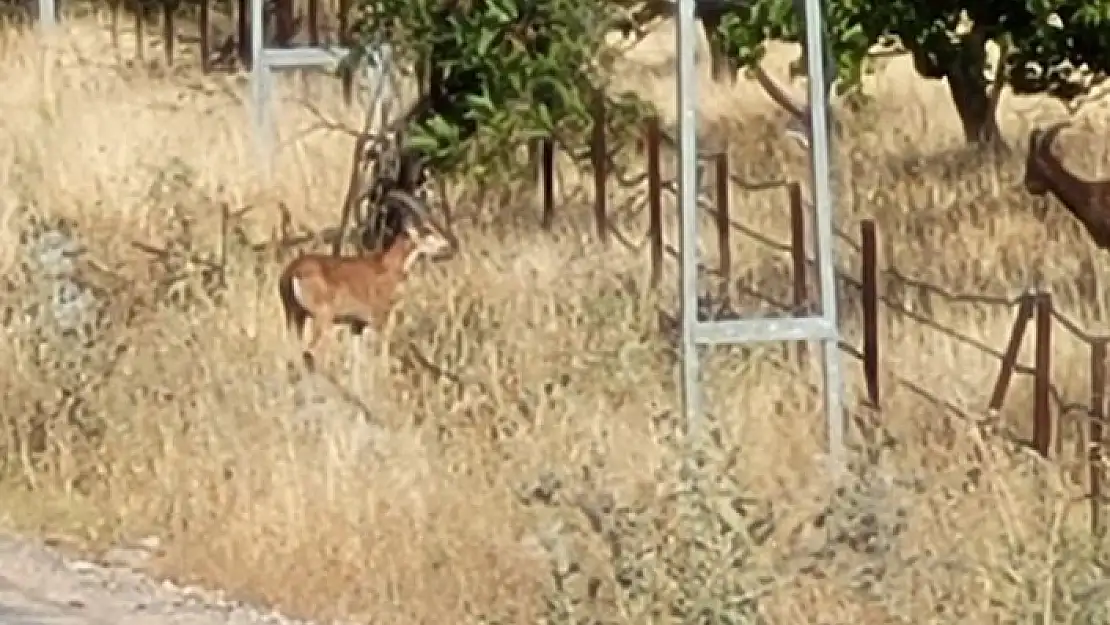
[2,18,1110,625]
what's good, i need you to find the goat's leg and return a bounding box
[376,308,397,368]
[349,320,371,397]
[348,332,363,397]
[285,310,311,371]
[303,313,332,372]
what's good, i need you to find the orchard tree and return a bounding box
[716,0,1110,147]
[346,0,651,188]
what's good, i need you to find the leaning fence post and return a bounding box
[1091,339,1107,536]
[861,220,880,409]
[1034,291,1053,458]
[988,292,1037,413]
[715,150,731,284]
[647,117,664,287]
[590,92,608,245]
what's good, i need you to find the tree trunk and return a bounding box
[946,64,1004,148]
[699,11,738,84]
[943,32,1007,150]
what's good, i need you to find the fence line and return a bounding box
[31,0,355,84]
[531,101,1108,537]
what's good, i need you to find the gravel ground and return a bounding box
[0,533,322,625]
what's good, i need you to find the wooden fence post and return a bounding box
[788,182,808,314]
[237,0,250,69]
[135,0,146,61]
[647,118,663,287]
[787,182,808,363]
[271,0,295,45]
[1034,291,1053,458]
[590,92,608,245]
[163,0,178,66]
[199,0,210,73]
[988,293,1036,412]
[1091,340,1107,536]
[715,150,731,285]
[539,139,555,230]
[308,0,320,46]
[109,0,121,50]
[861,219,880,409]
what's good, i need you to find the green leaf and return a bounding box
[351,0,654,183]
[464,92,497,117]
[406,131,441,155]
[536,103,554,132]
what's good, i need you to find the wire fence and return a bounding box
[533,104,1110,538]
[25,0,351,75]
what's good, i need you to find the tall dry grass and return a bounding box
[2,18,1110,625]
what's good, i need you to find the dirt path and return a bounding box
[0,534,311,625]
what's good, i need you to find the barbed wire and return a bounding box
[1050,308,1110,345]
[738,321,1042,455]
[602,193,653,252]
[632,174,1110,404]
[634,161,1110,356]
[878,267,1023,309]
[550,133,650,190]
[585,141,1103,355]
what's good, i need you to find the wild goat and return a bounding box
[1025,121,1110,249]
[278,191,455,370]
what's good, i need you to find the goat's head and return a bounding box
[381,189,458,271]
[1024,121,1071,196]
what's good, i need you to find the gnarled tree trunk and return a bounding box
[910,26,1007,151]
[944,38,1005,149]
[946,67,1004,147]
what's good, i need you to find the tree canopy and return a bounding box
[349,0,650,185]
[715,0,1110,145]
[346,0,1110,175]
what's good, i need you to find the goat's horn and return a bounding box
[1038,121,1071,155]
[1030,128,1043,152]
[384,189,460,253]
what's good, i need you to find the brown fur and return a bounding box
[278,230,441,369]
[1025,122,1110,249]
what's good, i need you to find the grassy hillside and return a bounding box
[1,18,1109,624]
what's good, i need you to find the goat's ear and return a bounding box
[402,222,423,242]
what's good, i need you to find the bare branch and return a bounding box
[297,100,363,139]
[1064,74,1110,116]
[747,63,807,121]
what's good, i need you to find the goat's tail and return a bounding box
[278,270,308,338]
